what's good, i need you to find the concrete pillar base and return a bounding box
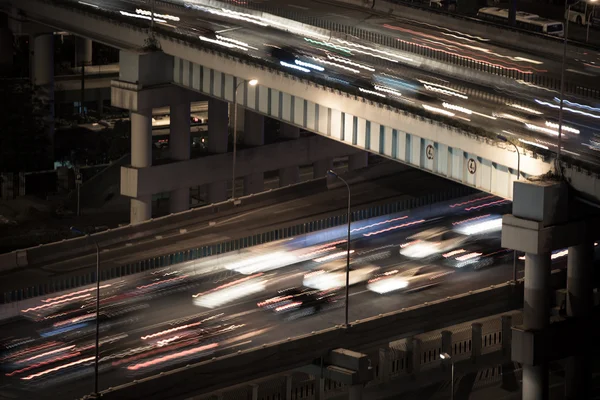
[75,37,92,66]
[348,385,363,400]
[130,196,151,224]
[170,188,189,214]
[244,172,264,195]
[207,181,227,204]
[243,109,264,147]
[208,99,229,154]
[349,152,368,171]
[279,166,299,187]
[313,158,333,179]
[522,364,548,400]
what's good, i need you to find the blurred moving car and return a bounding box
[367,265,451,294]
[400,228,469,259]
[303,260,380,290]
[257,287,342,321]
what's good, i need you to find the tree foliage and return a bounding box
[0,79,51,172]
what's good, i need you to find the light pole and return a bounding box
[231,78,258,201]
[70,227,100,397]
[560,0,598,164]
[497,134,520,283]
[327,170,352,328]
[440,353,454,400]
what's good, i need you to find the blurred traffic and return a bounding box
[1,193,582,398]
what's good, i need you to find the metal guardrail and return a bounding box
[210,0,600,100]
[189,310,521,400]
[1,185,476,304]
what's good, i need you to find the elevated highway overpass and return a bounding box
[6,0,600,208]
[2,1,600,398]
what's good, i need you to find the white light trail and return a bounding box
[215,35,258,50]
[514,57,544,65]
[295,59,324,71]
[280,61,310,73]
[359,87,386,98]
[422,84,468,99]
[555,98,600,113]
[524,123,559,136]
[313,250,355,263]
[507,103,542,115]
[312,57,360,73]
[535,99,600,119]
[193,279,266,308]
[325,54,375,71]
[334,39,412,63]
[78,1,98,8]
[455,252,482,261]
[454,218,502,235]
[135,9,180,21]
[374,85,402,97]
[199,36,249,51]
[119,11,167,23]
[423,104,455,117]
[518,138,549,150]
[544,121,580,134]
[443,102,472,114]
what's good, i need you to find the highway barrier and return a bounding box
[0,185,476,304]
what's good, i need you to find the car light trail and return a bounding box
[363,219,426,237]
[518,138,549,150]
[295,59,324,71]
[119,11,167,23]
[127,343,219,371]
[423,104,455,117]
[545,121,580,134]
[359,87,387,98]
[280,61,310,73]
[21,356,95,380]
[41,284,112,303]
[535,99,600,119]
[313,250,355,263]
[135,9,180,21]
[22,294,91,313]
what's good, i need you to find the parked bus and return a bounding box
[566,1,599,26]
[477,7,564,36]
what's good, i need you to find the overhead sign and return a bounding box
[426,144,434,160]
[467,158,477,174]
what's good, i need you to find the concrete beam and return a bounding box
[99,280,529,400]
[111,80,203,112]
[121,135,359,198]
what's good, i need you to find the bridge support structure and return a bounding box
[502,180,598,399]
[112,50,202,224]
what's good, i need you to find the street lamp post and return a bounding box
[440,353,454,400]
[231,78,258,201]
[560,0,598,164]
[70,227,101,397]
[327,170,351,328]
[497,134,520,283]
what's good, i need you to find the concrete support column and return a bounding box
[208,98,229,153]
[283,374,293,400]
[250,384,258,400]
[522,252,551,400]
[349,151,368,171]
[314,377,325,400]
[243,109,264,147]
[244,172,264,196]
[565,241,594,400]
[32,33,55,162]
[313,158,333,179]
[348,385,363,400]
[130,108,152,223]
[279,166,299,187]
[169,102,191,214]
[0,14,13,73]
[471,323,482,361]
[441,330,452,356]
[75,37,92,66]
[407,337,421,374]
[501,315,512,356]
[281,123,300,139]
[378,348,390,383]
[207,98,229,203]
